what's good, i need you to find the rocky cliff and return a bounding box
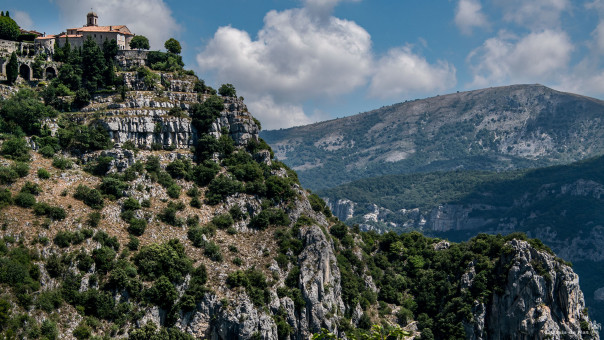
[0,71,600,339]
[483,240,599,339]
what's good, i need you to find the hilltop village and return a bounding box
[1,12,146,83]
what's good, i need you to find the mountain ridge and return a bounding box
[262,84,604,191]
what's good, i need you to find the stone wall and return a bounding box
[116,50,148,69]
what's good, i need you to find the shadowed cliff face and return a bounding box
[463,240,600,340]
[261,84,604,191]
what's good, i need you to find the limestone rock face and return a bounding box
[91,94,258,153]
[298,224,346,337]
[479,240,600,340]
[209,97,259,146]
[100,116,195,149]
[181,295,277,339]
[173,224,344,339]
[326,198,355,221]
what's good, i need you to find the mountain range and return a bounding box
[261,84,604,191]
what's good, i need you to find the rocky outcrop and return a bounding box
[325,198,355,222]
[297,224,345,337]
[209,97,260,147]
[101,116,195,149]
[478,240,600,339]
[181,294,277,339]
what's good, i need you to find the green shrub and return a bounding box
[52,156,73,170]
[87,212,102,227]
[86,156,113,176]
[205,175,243,205]
[127,236,140,251]
[229,204,246,221]
[145,276,177,310]
[166,159,190,179]
[54,231,73,248]
[99,177,128,199]
[133,240,192,282]
[309,193,332,217]
[21,182,42,195]
[1,137,30,161]
[122,197,141,211]
[73,323,92,339]
[0,166,17,184]
[191,161,220,186]
[40,320,58,340]
[14,192,36,208]
[190,95,223,134]
[37,168,50,179]
[38,145,56,158]
[265,176,297,202]
[0,189,13,208]
[74,185,104,209]
[187,225,216,248]
[190,196,202,208]
[92,246,116,274]
[212,213,234,229]
[159,201,185,226]
[250,208,290,230]
[203,241,222,262]
[13,162,29,177]
[35,290,63,313]
[127,219,147,236]
[166,184,181,199]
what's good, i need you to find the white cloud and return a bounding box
[11,10,34,30]
[303,0,361,17]
[468,30,573,87]
[592,21,604,53]
[454,0,489,35]
[198,1,458,128]
[494,0,570,30]
[247,96,331,130]
[369,46,457,99]
[197,6,372,128]
[52,0,181,50]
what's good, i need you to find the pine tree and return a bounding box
[6,52,18,85]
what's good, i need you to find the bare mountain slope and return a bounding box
[261,84,604,190]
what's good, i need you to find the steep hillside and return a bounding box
[0,62,600,338]
[319,155,604,334]
[261,84,604,190]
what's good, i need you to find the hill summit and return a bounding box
[261,84,604,190]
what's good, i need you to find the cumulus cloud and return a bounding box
[198,1,457,128]
[198,6,373,128]
[454,0,489,35]
[592,22,604,53]
[303,0,361,17]
[494,0,570,30]
[11,10,34,30]
[52,0,181,50]
[247,96,331,130]
[369,46,456,99]
[467,30,573,87]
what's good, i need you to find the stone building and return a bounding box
[34,12,135,54]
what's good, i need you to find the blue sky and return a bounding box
[6,0,604,129]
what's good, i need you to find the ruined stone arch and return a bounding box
[19,63,31,81]
[45,66,57,79]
